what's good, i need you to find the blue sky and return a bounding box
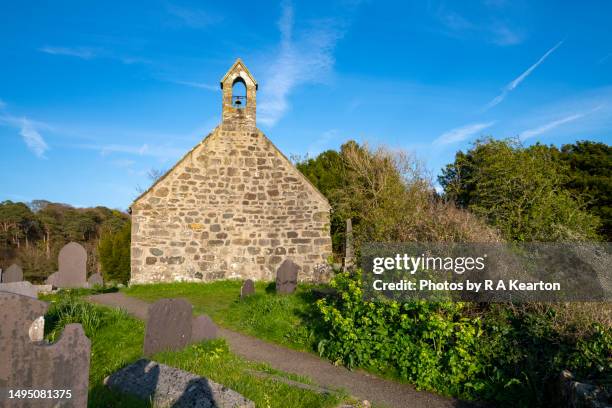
[1,1,611,210]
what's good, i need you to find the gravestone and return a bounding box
[50,242,87,288]
[87,272,104,287]
[144,298,192,356]
[46,271,58,286]
[0,293,90,407]
[240,279,255,298]
[3,264,23,283]
[343,218,355,271]
[191,315,218,342]
[0,281,38,298]
[276,259,298,294]
[105,359,254,408]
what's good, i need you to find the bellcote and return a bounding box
[220,58,257,130]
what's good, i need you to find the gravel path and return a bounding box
[88,292,475,408]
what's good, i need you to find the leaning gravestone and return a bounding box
[3,264,23,283]
[47,242,87,288]
[87,272,104,287]
[192,315,218,342]
[240,279,255,298]
[144,299,193,356]
[105,359,254,408]
[276,259,298,294]
[0,293,91,407]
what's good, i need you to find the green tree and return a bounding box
[439,138,601,241]
[559,141,612,240]
[98,221,131,284]
[297,141,499,259]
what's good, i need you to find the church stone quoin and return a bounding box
[130,59,332,284]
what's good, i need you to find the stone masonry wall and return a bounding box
[130,126,332,284]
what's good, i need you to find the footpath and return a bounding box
[88,292,475,408]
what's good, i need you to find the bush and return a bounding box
[98,221,131,284]
[316,271,612,406]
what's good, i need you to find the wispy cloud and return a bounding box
[307,129,340,156]
[169,80,218,91]
[0,101,50,158]
[436,7,524,46]
[39,45,150,65]
[258,2,345,126]
[484,41,564,110]
[19,119,49,158]
[39,46,99,59]
[76,142,185,162]
[434,121,495,145]
[166,4,222,28]
[519,106,602,140]
[599,52,612,65]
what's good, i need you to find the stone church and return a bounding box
[130,59,332,284]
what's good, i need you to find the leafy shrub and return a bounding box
[316,271,612,406]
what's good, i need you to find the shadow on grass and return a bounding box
[89,384,151,408]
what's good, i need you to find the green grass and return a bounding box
[123,280,324,351]
[43,291,345,408]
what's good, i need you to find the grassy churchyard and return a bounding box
[40,286,349,408]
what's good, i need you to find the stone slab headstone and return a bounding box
[44,242,87,289]
[276,259,298,294]
[3,264,23,283]
[144,298,192,356]
[343,218,355,271]
[105,359,254,408]
[87,272,104,287]
[191,315,218,342]
[56,242,88,288]
[0,281,38,299]
[0,293,90,407]
[240,279,255,298]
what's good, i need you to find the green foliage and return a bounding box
[297,141,499,257]
[0,200,129,282]
[559,141,612,240]
[439,138,601,241]
[99,220,131,284]
[316,271,612,406]
[44,294,128,341]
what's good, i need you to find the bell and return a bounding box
[235,99,242,106]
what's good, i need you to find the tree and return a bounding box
[297,141,499,258]
[439,138,601,242]
[559,141,612,240]
[98,221,131,284]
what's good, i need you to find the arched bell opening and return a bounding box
[231,77,247,109]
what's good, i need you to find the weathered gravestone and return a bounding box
[192,315,218,342]
[46,242,87,288]
[144,299,218,356]
[3,264,23,283]
[105,359,255,407]
[0,293,90,407]
[343,218,355,272]
[0,281,38,299]
[240,279,255,298]
[87,272,104,287]
[144,299,192,356]
[276,259,298,294]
